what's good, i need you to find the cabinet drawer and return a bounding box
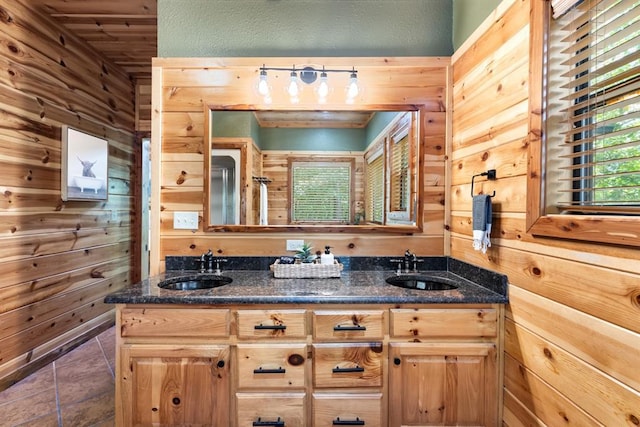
[313,310,385,340]
[237,344,307,389]
[390,308,497,338]
[237,392,305,427]
[313,343,383,388]
[120,308,230,337]
[237,309,307,339]
[313,393,383,427]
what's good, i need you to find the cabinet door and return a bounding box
[119,344,230,427]
[388,343,497,427]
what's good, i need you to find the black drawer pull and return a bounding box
[332,365,364,373]
[333,417,365,425]
[333,325,366,331]
[253,417,285,427]
[254,324,287,330]
[253,367,286,374]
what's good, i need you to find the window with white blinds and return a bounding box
[366,149,384,223]
[389,132,409,212]
[290,160,353,223]
[548,0,640,213]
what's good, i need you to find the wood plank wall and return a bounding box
[152,57,449,272]
[0,0,136,389]
[450,0,640,425]
[135,78,152,133]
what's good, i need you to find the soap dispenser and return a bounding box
[320,246,334,265]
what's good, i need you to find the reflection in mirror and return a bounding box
[210,149,240,225]
[204,106,423,233]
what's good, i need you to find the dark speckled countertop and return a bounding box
[104,256,508,305]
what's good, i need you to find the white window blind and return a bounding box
[366,150,384,223]
[551,0,582,18]
[290,161,352,223]
[389,124,410,213]
[550,0,640,213]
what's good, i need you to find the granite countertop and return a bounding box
[104,257,508,305]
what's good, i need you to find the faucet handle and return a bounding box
[194,258,205,273]
[412,257,424,272]
[389,259,403,275]
[213,258,227,275]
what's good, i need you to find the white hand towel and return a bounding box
[259,182,268,225]
[472,194,492,253]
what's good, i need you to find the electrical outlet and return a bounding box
[286,239,304,251]
[173,212,199,229]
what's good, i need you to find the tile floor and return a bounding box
[0,327,116,427]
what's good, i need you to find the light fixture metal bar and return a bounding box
[259,65,357,75]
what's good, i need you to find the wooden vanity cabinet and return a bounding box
[388,308,500,427]
[115,304,501,427]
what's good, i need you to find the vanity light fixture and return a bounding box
[257,64,360,104]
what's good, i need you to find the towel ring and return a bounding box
[471,169,496,198]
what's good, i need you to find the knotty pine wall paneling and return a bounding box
[450,0,640,424]
[0,0,136,389]
[152,57,449,273]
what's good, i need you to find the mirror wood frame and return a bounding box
[203,103,425,234]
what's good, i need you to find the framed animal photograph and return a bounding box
[61,126,109,201]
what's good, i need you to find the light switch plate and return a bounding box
[173,211,199,229]
[286,239,304,251]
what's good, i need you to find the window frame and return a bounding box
[527,0,640,247]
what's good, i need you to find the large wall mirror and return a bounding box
[204,105,424,233]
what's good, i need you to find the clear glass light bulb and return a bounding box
[257,71,269,97]
[288,72,300,97]
[346,73,359,100]
[317,73,329,100]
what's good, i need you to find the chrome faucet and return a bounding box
[390,250,423,274]
[199,249,228,275]
[201,249,214,273]
[404,249,424,273]
[389,250,411,275]
[404,250,413,273]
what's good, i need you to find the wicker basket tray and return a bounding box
[270,259,343,278]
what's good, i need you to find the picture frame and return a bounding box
[61,126,109,201]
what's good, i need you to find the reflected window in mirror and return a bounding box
[364,111,417,226]
[366,150,384,224]
[289,158,355,224]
